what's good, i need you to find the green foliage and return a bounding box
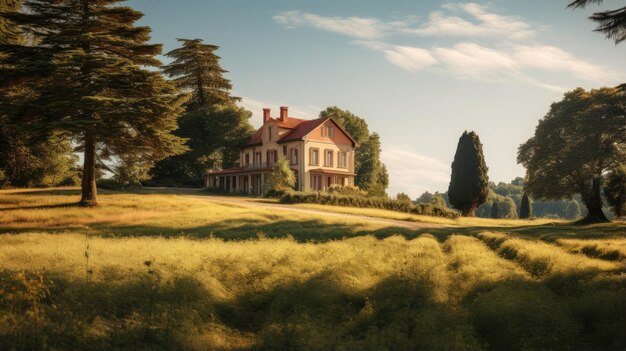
[319,107,388,195]
[499,197,518,219]
[280,191,459,219]
[113,154,152,189]
[604,164,626,218]
[163,38,239,108]
[150,105,254,186]
[326,185,367,197]
[448,131,490,216]
[268,156,296,193]
[568,0,626,44]
[518,87,625,223]
[519,193,532,219]
[396,192,411,203]
[2,0,189,205]
[565,200,582,220]
[490,202,499,219]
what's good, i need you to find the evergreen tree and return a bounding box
[568,0,626,44]
[490,202,499,219]
[163,38,240,108]
[500,197,518,219]
[150,39,252,186]
[604,164,626,218]
[2,0,188,205]
[518,87,625,223]
[448,131,490,216]
[319,106,388,195]
[519,192,532,219]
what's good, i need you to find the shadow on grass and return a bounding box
[0,202,81,212]
[2,266,624,350]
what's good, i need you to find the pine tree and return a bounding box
[568,0,626,44]
[163,38,240,108]
[448,131,490,216]
[519,192,532,219]
[490,202,499,219]
[2,0,188,205]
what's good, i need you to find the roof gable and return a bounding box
[245,116,356,147]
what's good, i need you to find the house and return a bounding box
[206,106,357,195]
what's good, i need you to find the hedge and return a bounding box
[280,191,459,219]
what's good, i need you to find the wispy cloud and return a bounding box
[381,147,450,198]
[433,42,518,80]
[273,10,390,39]
[355,41,438,72]
[403,3,535,39]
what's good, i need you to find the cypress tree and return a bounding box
[519,192,532,219]
[163,38,240,108]
[448,131,490,216]
[2,0,188,205]
[490,202,499,219]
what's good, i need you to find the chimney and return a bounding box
[279,106,288,122]
[263,108,271,124]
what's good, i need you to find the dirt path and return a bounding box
[186,194,445,230]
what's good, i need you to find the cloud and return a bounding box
[355,41,437,72]
[404,3,535,39]
[381,147,450,198]
[433,42,519,80]
[273,10,389,39]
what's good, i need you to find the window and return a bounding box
[254,152,262,167]
[310,148,319,165]
[245,153,250,166]
[311,175,321,191]
[324,149,333,167]
[283,146,287,156]
[290,148,298,165]
[338,151,347,168]
[267,150,277,167]
[321,126,335,138]
[268,126,273,141]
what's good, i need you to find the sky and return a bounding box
[128,0,626,198]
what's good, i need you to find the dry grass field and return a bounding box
[1,188,625,350]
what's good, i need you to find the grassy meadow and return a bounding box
[1,188,625,350]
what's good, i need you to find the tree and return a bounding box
[500,197,518,219]
[150,104,254,186]
[163,38,240,109]
[268,156,295,192]
[431,193,448,208]
[519,193,532,219]
[150,39,252,186]
[416,191,434,204]
[448,131,490,216]
[568,0,626,44]
[319,106,388,195]
[396,192,411,203]
[604,164,626,218]
[518,87,625,223]
[113,153,152,188]
[490,202,499,219]
[2,0,188,205]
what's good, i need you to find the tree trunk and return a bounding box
[581,177,608,223]
[460,203,476,217]
[80,130,97,206]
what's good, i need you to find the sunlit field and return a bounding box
[1,188,625,350]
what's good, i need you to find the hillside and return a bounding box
[1,188,625,350]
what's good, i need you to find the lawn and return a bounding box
[1,188,625,350]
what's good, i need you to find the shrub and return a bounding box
[280,191,459,219]
[96,178,122,191]
[326,185,367,197]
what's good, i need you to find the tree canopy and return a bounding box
[2,0,188,205]
[268,156,296,193]
[163,38,240,108]
[518,87,626,223]
[448,131,490,216]
[319,106,389,195]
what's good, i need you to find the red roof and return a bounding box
[245,116,356,147]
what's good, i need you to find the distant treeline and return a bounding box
[415,177,613,220]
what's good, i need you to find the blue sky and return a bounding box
[128,0,626,198]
